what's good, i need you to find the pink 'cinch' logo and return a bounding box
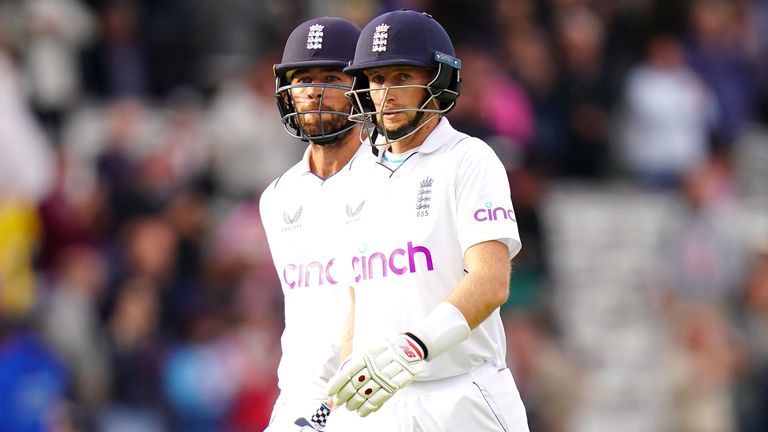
[474,202,515,222]
[351,241,434,282]
[282,258,337,289]
[282,242,435,288]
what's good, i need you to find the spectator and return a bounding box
[450,45,534,169]
[0,42,54,203]
[502,22,567,174]
[618,33,716,187]
[38,155,109,272]
[663,303,739,432]
[658,156,751,304]
[23,0,95,142]
[81,0,148,98]
[100,277,168,432]
[504,312,583,432]
[0,42,53,320]
[554,6,613,178]
[686,0,757,146]
[42,246,110,412]
[207,56,302,197]
[0,330,69,432]
[162,299,236,432]
[734,240,768,431]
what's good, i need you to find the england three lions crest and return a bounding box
[372,24,389,52]
[307,24,324,50]
[415,177,433,217]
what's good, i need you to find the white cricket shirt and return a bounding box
[259,143,371,399]
[337,117,522,381]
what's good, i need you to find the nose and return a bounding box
[378,80,397,101]
[306,83,323,100]
[383,86,397,103]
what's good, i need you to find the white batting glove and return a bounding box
[326,333,426,417]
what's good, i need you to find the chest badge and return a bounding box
[415,177,433,218]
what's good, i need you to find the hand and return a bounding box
[326,334,425,417]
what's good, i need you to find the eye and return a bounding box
[399,73,411,82]
[292,75,312,84]
[370,74,385,85]
[326,75,341,83]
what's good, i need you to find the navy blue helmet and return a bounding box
[344,10,462,142]
[274,17,361,144]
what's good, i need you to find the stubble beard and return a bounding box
[377,112,415,138]
[297,109,350,137]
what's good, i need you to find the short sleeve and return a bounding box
[454,139,522,258]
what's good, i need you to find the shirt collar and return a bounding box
[418,116,454,154]
[298,142,369,176]
[299,145,313,175]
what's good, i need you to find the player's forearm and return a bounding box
[446,241,511,329]
[339,287,355,361]
[446,266,509,329]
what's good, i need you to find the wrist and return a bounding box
[408,302,470,361]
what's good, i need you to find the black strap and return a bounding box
[404,332,429,360]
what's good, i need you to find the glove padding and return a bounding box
[326,334,425,417]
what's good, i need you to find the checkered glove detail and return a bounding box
[326,334,425,417]
[311,402,330,428]
[293,402,330,431]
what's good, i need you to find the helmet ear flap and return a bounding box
[429,66,461,111]
[274,73,305,140]
[428,65,461,112]
[429,52,462,112]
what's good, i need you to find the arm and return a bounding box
[293,292,354,428]
[445,240,510,329]
[400,240,508,363]
[325,242,512,416]
[325,243,511,416]
[339,286,355,361]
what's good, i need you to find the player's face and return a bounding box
[363,66,436,136]
[289,67,354,137]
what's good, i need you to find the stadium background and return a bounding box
[1,0,767,430]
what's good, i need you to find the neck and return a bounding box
[308,126,361,179]
[388,115,440,154]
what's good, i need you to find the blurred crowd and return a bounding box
[0,0,767,431]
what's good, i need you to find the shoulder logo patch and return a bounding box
[283,206,303,225]
[346,200,365,218]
